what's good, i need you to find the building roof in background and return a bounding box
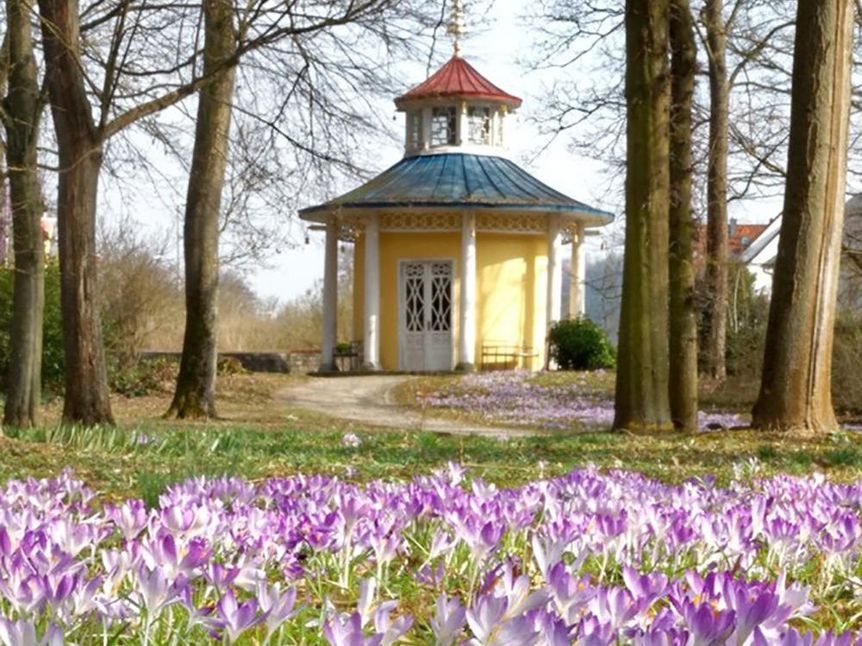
[739,216,782,265]
[729,224,769,254]
[299,153,613,225]
[694,221,770,259]
[394,56,522,109]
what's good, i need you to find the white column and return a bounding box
[363,215,381,370]
[547,216,563,330]
[421,106,432,151]
[569,223,586,318]
[458,213,477,371]
[320,217,338,372]
[458,101,469,146]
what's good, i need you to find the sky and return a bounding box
[103,0,785,304]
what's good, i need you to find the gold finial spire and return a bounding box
[448,0,465,57]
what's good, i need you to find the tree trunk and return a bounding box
[613,0,673,432]
[751,0,852,434]
[2,0,44,427]
[167,0,237,419]
[38,0,113,425]
[702,0,729,381]
[668,0,698,432]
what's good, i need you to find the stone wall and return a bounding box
[140,350,320,374]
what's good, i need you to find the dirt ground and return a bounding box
[275,375,533,438]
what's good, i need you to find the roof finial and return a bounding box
[448,0,465,57]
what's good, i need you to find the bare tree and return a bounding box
[751,0,853,433]
[34,0,433,424]
[700,0,729,380]
[668,0,698,431]
[2,0,46,427]
[614,0,673,432]
[166,0,236,419]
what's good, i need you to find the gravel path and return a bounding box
[276,375,533,439]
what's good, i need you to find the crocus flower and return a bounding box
[215,589,265,643]
[135,565,179,615]
[256,581,298,637]
[324,611,382,646]
[430,594,466,646]
[0,618,63,646]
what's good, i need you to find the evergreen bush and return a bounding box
[548,318,616,370]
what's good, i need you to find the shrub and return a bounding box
[832,313,862,414]
[109,357,178,397]
[217,356,246,375]
[548,318,615,370]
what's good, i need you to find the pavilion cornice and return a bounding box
[327,209,594,242]
[307,206,610,239]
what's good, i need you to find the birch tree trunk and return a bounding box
[167,0,237,418]
[613,0,673,432]
[668,0,698,432]
[2,0,45,427]
[751,0,852,434]
[702,0,729,381]
[38,0,114,425]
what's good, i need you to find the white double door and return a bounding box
[399,260,454,371]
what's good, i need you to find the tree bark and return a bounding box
[702,0,729,381]
[751,0,852,434]
[38,0,114,425]
[668,0,698,432]
[613,0,673,432]
[167,0,237,419]
[2,0,45,427]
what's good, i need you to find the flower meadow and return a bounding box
[419,371,747,431]
[4,466,862,645]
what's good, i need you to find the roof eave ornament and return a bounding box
[448,0,465,58]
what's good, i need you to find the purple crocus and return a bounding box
[679,599,736,646]
[324,611,383,646]
[215,589,265,643]
[0,618,63,646]
[430,594,466,646]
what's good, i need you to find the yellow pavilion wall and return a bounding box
[476,232,547,370]
[352,228,548,371]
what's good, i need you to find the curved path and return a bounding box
[277,375,533,439]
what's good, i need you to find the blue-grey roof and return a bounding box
[299,153,613,225]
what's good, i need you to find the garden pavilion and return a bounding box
[299,33,613,372]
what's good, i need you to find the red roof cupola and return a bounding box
[394,57,522,110]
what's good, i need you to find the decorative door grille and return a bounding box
[404,263,425,333]
[430,263,452,332]
[399,261,453,370]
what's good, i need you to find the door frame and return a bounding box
[397,258,456,371]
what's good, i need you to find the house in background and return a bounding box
[743,195,862,301]
[693,218,770,280]
[582,218,775,343]
[738,216,783,293]
[299,49,613,372]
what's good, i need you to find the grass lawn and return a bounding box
[1,372,861,503]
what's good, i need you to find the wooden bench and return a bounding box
[480,342,538,371]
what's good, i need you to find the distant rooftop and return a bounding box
[694,221,769,258]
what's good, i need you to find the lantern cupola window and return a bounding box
[395,62,520,156]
